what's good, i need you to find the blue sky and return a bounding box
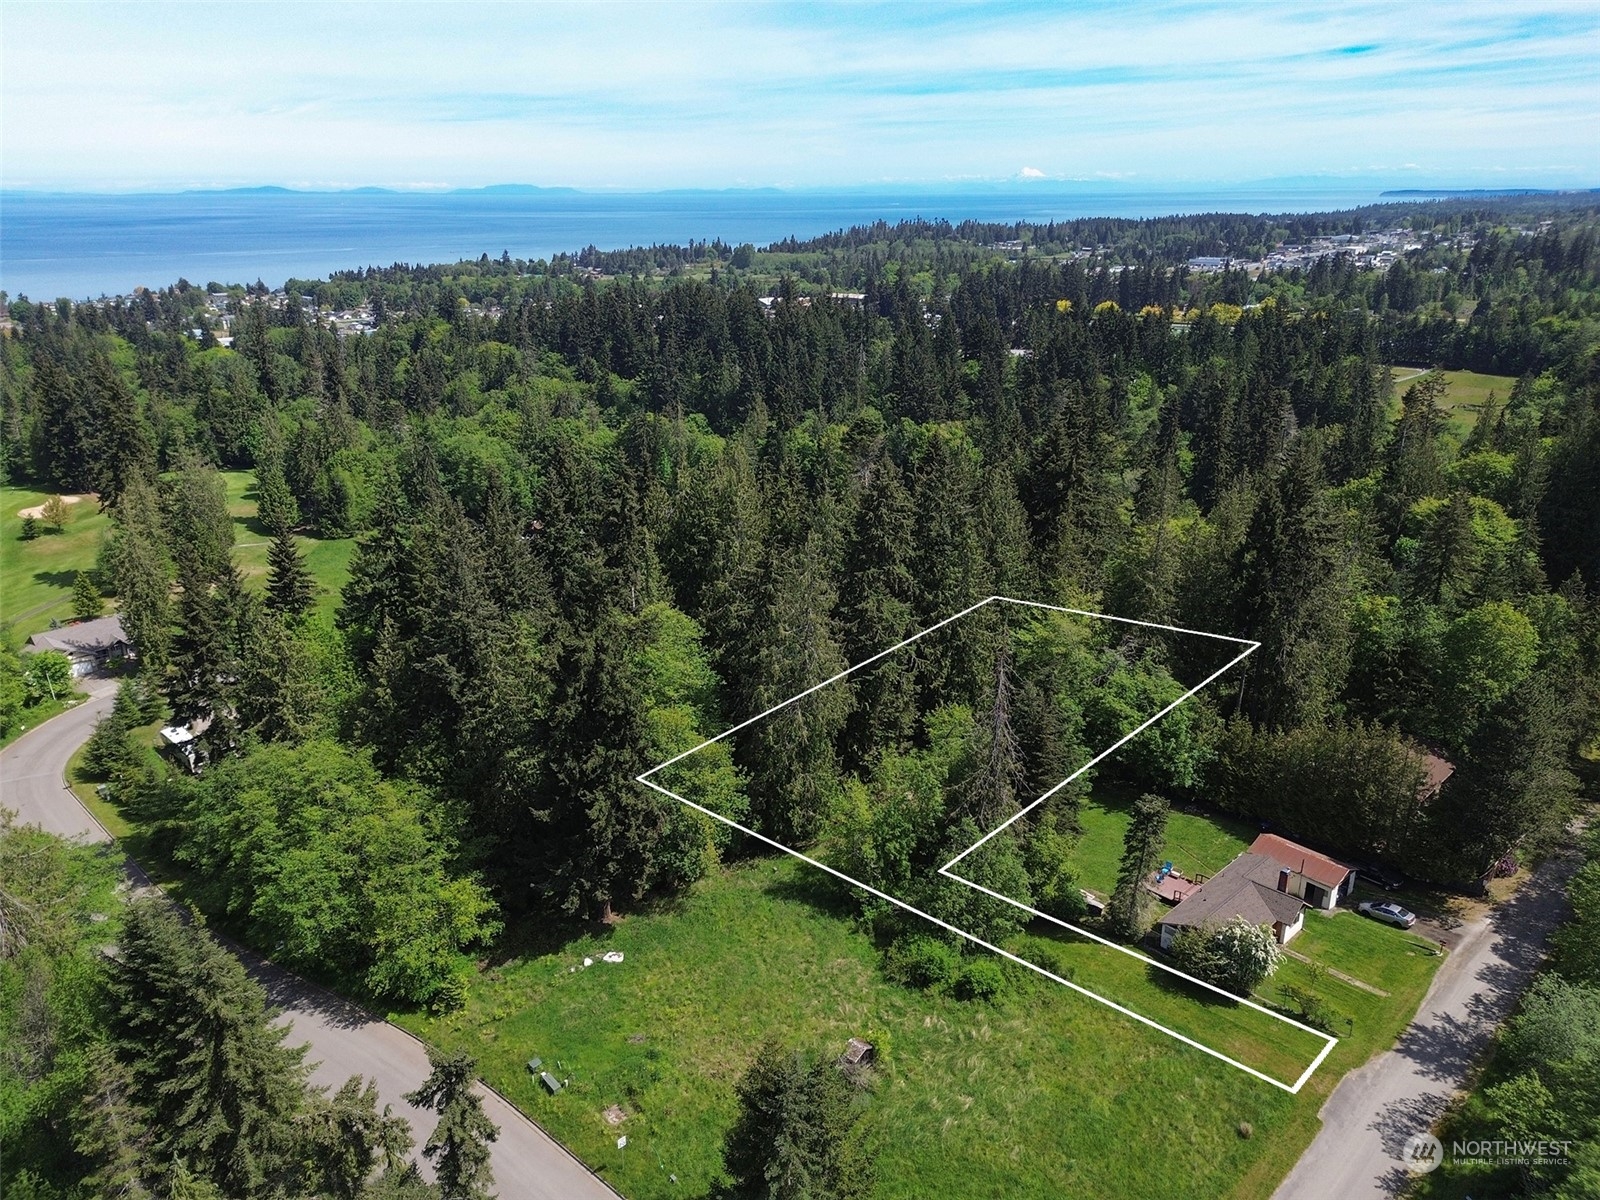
[3,1,1597,192]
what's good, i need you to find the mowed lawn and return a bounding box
[1,473,354,640]
[1434,369,1518,438]
[1069,788,1259,897]
[219,470,355,618]
[1387,368,1518,440]
[397,854,1443,1200]
[1,485,114,637]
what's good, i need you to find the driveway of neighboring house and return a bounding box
[0,676,622,1200]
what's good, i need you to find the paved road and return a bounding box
[1,679,118,837]
[1272,847,1582,1200]
[0,677,621,1200]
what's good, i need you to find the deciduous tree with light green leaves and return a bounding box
[1169,915,1283,997]
[177,739,499,1005]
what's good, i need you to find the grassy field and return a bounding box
[1387,368,1519,441]
[396,853,1443,1200]
[0,486,114,638]
[1433,369,1518,439]
[1069,788,1259,897]
[1,473,354,641]
[220,471,355,617]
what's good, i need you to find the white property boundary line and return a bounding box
[637,595,1339,1094]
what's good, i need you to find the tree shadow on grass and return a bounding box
[477,909,618,970]
[32,568,81,590]
[236,512,275,540]
[1141,958,1251,1010]
[763,859,861,923]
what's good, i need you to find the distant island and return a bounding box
[1379,187,1599,198]
[179,183,581,196]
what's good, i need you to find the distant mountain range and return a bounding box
[182,183,582,196]
[3,179,1592,200]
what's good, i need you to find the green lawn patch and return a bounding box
[1384,368,1518,441]
[221,470,354,617]
[1070,789,1257,896]
[396,855,1443,1200]
[1,486,114,638]
[1435,369,1518,438]
[0,476,354,635]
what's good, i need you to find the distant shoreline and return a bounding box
[4,186,1595,301]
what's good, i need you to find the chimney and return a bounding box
[1277,867,1291,893]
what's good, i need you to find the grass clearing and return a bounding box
[1434,370,1518,439]
[1069,788,1257,897]
[1,485,114,638]
[221,470,355,617]
[1,476,354,637]
[1385,368,1519,441]
[396,853,1443,1200]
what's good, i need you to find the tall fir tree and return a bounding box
[735,532,852,846]
[31,353,97,491]
[837,454,917,770]
[1106,793,1169,939]
[299,1076,415,1200]
[71,568,103,621]
[254,413,301,535]
[103,475,174,675]
[1381,373,1449,540]
[105,899,310,1198]
[1232,435,1352,731]
[722,1042,874,1200]
[89,354,155,510]
[264,524,315,619]
[534,610,667,917]
[404,1048,498,1200]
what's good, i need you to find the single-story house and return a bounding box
[25,614,132,676]
[1157,852,1307,950]
[1248,833,1357,910]
[159,714,214,774]
[1418,751,1455,802]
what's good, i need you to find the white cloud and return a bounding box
[2,2,1596,189]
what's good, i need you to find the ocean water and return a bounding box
[0,186,1389,301]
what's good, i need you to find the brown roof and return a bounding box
[1419,751,1455,797]
[1249,833,1353,890]
[1159,853,1306,931]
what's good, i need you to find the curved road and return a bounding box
[0,678,621,1200]
[1273,845,1581,1199]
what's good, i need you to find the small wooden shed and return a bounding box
[840,1037,875,1068]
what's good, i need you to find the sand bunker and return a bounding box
[17,493,94,519]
